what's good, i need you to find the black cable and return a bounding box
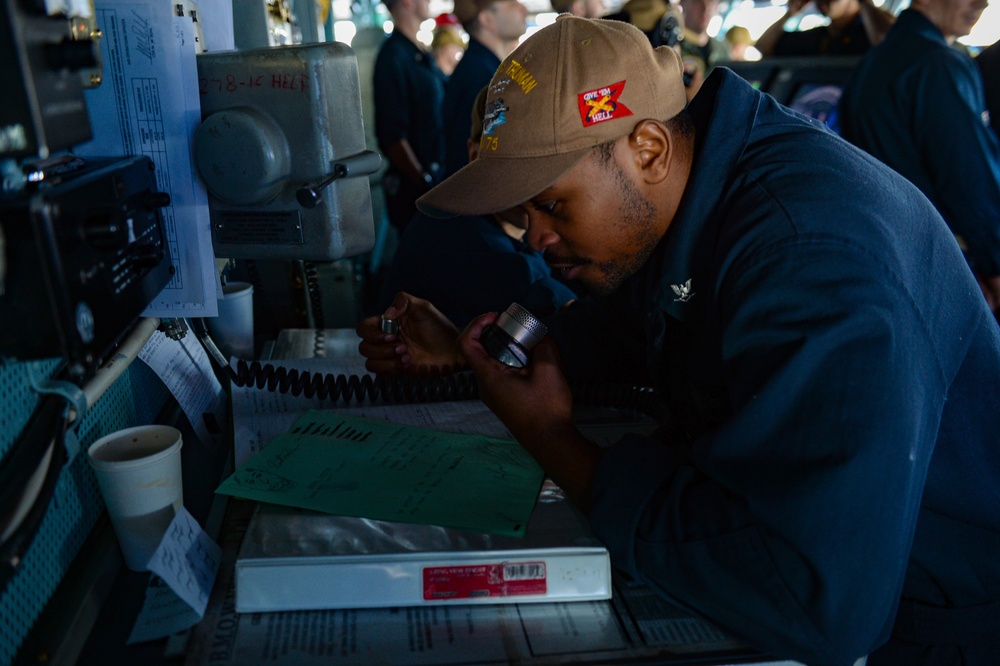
[232,360,666,419]
[234,360,478,403]
[302,261,325,330]
[190,317,238,384]
[0,396,70,594]
[0,394,69,527]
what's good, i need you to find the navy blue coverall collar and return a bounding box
[894,8,949,45]
[650,69,759,325]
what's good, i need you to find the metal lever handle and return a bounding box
[296,150,382,209]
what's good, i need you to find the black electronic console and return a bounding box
[0,155,173,377]
[0,0,97,160]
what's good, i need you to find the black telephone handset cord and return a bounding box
[232,360,666,419]
[233,360,480,403]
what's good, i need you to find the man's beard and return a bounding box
[588,160,661,296]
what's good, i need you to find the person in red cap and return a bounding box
[358,16,1000,666]
[431,13,465,76]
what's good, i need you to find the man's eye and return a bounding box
[534,201,557,213]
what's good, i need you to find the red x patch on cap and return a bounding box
[577,81,633,127]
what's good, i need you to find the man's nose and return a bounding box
[526,220,559,253]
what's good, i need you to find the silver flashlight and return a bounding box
[480,303,548,368]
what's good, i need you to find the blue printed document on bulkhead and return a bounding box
[216,410,544,537]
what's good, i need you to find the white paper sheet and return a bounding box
[77,6,219,317]
[231,358,511,468]
[193,0,234,52]
[127,576,203,645]
[150,506,222,615]
[138,330,227,449]
[128,507,222,644]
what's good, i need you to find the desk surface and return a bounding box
[182,499,794,666]
[185,330,796,666]
[79,330,801,666]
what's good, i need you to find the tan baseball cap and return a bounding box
[417,15,687,218]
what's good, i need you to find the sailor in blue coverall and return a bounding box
[551,68,1000,666]
[839,7,1000,313]
[372,11,446,232]
[375,212,577,327]
[442,38,501,178]
[380,67,1000,666]
[360,17,1000,665]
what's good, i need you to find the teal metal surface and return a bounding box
[0,358,169,665]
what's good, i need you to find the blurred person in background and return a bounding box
[724,25,755,60]
[550,0,606,17]
[441,0,528,178]
[373,0,446,233]
[605,0,700,95]
[755,0,894,56]
[604,0,685,48]
[679,0,730,94]
[376,86,577,327]
[976,38,1000,141]
[431,13,466,76]
[840,0,1000,316]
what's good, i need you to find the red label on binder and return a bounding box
[423,562,547,600]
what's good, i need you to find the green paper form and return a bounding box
[216,410,544,537]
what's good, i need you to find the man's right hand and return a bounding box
[356,292,465,375]
[755,0,811,55]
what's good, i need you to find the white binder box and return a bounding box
[234,484,612,613]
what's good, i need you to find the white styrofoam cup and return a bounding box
[207,281,254,359]
[87,425,183,571]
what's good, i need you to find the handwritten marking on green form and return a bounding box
[216,410,544,537]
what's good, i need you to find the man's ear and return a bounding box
[476,6,495,31]
[629,120,671,185]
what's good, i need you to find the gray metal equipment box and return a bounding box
[194,43,376,262]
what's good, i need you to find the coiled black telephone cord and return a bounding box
[232,360,665,420]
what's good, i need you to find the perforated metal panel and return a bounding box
[0,358,169,664]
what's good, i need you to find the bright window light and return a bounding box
[333,20,357,45]
[964,4,1000,47]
